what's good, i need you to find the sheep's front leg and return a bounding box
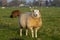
[30,28,34,38]
[35,27,39,38]
[20,29,22,36]
[35,29,37,38]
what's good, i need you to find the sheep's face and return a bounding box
[32,9,40,18]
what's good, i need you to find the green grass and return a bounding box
[0,7,60,40]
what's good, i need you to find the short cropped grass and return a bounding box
[0,7,60,40]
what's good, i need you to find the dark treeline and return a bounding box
[0,0,60,7]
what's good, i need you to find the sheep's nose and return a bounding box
[34,14,37,17]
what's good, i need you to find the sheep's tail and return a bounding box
[10,10,21,18]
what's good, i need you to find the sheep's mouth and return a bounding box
[34,14,37,17]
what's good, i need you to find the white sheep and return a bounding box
[10,9,42,38]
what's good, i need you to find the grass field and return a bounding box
[0,7,60,40]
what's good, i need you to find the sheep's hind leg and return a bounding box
[20,29,22,36]
[20,27,23,37]
[26,29,28,36]
[26,27,28,36]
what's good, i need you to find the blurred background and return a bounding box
[0,0,60,7]
[0,0,60,40]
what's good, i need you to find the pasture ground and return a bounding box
[0,7,60,40]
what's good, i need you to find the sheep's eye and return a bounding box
[33,10,34,12]
[39,10,40,12]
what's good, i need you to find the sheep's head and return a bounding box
[32,9,40,18]
[10,10,20,18]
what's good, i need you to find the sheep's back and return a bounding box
[19,12,32,28]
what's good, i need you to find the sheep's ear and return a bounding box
[32,10,34,12]
[30,8,34,11]
[39,10,40,12]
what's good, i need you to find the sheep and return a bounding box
[10,9,42,38]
